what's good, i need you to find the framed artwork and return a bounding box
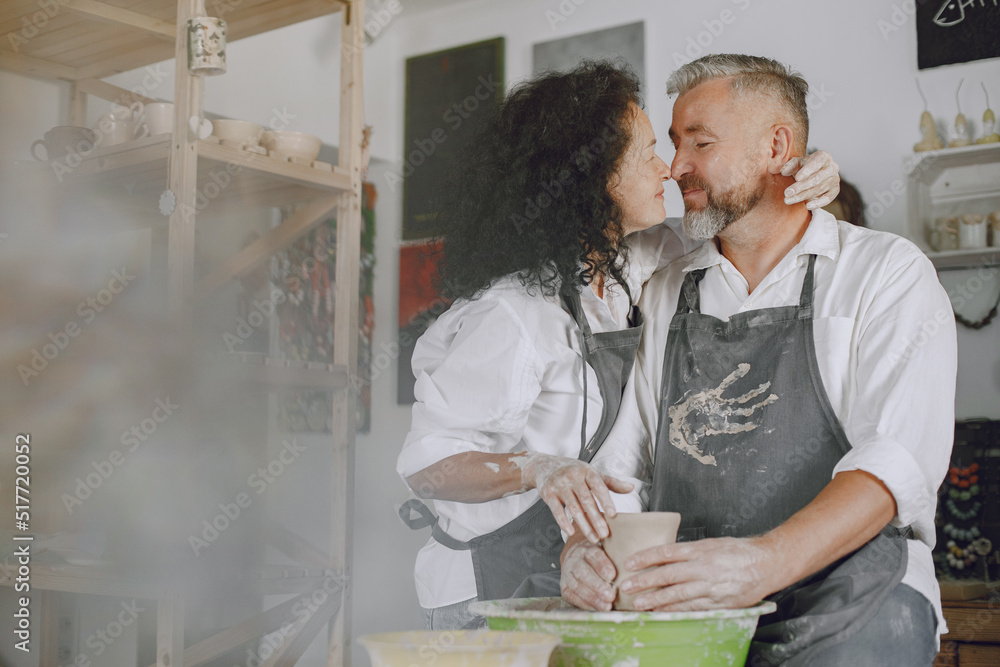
[397,239,450,404]
[401,37,505,241]
[917,1,1000,69]
[533,22,645,94]
[272,183,377,432]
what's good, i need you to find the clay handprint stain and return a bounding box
[667,363,778,466]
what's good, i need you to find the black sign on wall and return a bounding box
[401,38,505,241]
[917,0,1000,69]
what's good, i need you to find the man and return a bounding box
[561,54,956,666]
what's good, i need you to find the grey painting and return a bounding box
[533,22,645,93]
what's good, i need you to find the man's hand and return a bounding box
[620,536,778,612]
[781,150,840,210]
[521,453,634,543]
[560,534,618,611]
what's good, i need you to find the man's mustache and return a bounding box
[677,175,711,196]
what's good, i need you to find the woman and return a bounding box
[397,61,839,630]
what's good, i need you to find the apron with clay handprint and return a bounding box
[648,255,908,666]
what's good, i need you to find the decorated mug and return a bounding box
[187,16,227,76]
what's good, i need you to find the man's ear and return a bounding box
[765,124,796,175]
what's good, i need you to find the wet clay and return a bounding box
[602,512,681,610]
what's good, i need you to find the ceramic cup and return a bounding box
[187,16,227,76]
[603,511,682,611]
[931,217,960,252]
[143,102,174,136]
[95,113,149,146]
[959,213,987,250]
[988,212,1000,248]
[31,126,98,161]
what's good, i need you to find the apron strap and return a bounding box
[398,499,474,550]
[559,286,591,461]
[798,254,818,317]
[676,268,707,315]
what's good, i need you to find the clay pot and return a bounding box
[603,512,681,611]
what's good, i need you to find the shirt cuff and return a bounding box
[396,431,498,479]
[832,435,933,535]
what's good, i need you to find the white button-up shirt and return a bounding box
[593,208,957,636]
[397,219,699,609]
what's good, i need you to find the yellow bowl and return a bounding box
[358,630,561,667]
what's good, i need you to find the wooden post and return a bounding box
[39,591,60,666]
[166,0,205,318]
[328,2,364,665]
[157,588,185,667]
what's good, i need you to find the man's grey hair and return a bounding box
[666,54,809,150]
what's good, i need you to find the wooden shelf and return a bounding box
[0,560,343,599]
[0,0,348,82]
[40,134,351,221]
[214,354,349,391]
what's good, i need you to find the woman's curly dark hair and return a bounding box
[434,60,643,301]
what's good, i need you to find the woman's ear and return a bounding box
[766,125,796,175]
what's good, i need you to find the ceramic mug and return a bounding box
[959,214,987,250]
[143,102,174,136]
[931,217,960,252]
[187,16,227,75]
[988,212,1000,248]
[31,126,98,161]
[603,511,682,611]
[96,113,149,146]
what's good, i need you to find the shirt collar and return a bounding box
[681,207,843,273]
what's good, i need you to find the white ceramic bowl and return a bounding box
[261,130,321,161]
[212,119,264,146]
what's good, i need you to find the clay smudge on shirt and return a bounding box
[668,363,779,466]
[483,462,500,473]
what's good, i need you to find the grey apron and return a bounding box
[401,284,643,602]
[649,255,908,666]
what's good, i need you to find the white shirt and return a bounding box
[593,209,957,636]
[397,219,699,609]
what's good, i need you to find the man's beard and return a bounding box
[680,172,767,242]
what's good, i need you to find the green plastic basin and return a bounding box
[358,630,562,667]
[469,597,777,667]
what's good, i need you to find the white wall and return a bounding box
[2,1,998,665]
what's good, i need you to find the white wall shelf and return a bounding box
[906,143,1000,271]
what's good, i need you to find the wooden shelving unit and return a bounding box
[1,1,364,665]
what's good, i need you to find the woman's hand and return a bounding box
[519,453,634,543]
[781,150,840,210]
[560,533,617,611]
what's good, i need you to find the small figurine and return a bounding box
[949,79,972,148]
[915,111,944,152]
[976,83,1000,144]
[914,80,944,152]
